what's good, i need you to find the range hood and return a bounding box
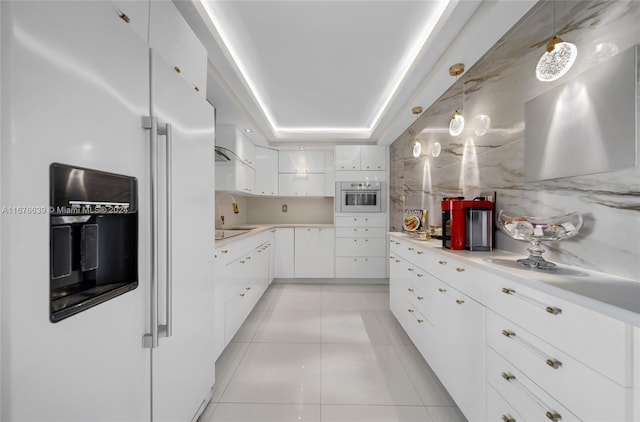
[214,146,231,162]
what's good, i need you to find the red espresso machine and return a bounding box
[442,197,494,250]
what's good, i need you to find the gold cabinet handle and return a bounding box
[245,287,251,290]
[546,359,562,369]
[417,296,424,300]
[174,66,181,74]
[222,250,229,254]
[438,260,447,265]
[501,415,515,422]
[407,268,414,272]
[407,309,414,313]
[246,256,252,260]
[408,247,414,251]
[408,288,414,292]
[502,329,515,337]
[239,293,245,297]
[416,273,424,277]
[395,259,400,263]
[438,288,447,293]
[239,260,245,264]
[455,299,465,305]
[417,251,424,255]
[545,306,562,315]
[417,319,424,324]
[545,411,561,421]
[456,267,465,272]
[501,372,515,381]
[501,287,515,294]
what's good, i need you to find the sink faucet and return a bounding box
[215,192,239,228]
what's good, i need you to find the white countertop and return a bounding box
[389,232,640,327]
[215,223,334,247]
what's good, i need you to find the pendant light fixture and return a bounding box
[535,0,577,82]
[448,63,465,137]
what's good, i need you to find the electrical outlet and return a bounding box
[282,204,287,212]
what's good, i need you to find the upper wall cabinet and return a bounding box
[335,145,386,171]
[149,1,207,97]
[216,125,256,167]
[109,0,149,43]
[279,150,325,173]
[255,146,278,196]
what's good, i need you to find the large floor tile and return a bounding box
[365,292,393,311]
[252,310,322,343]
[210,403,321,422]
[321,405,432,422]
[392,345,455,407]
[268,290,323,313]
[374,310,413,346]
[322,291,373,312]
[212,341,250,402]
[321,344,422,406]
[221,342,322,404]
[321,311,390,344]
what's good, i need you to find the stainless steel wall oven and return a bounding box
[336,181,385,213]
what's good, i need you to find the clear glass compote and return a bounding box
[496,210,583,270]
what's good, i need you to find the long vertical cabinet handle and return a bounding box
[142,116,159,349]
[160,123,173,338]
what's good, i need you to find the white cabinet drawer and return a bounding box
[487,310,631,421]
[487,383,525,422]
[335,257,386,278]
[426,254,486,304]
[336,227,386,238]
[487,276,632,386]
[487,348,580,422]
[335,215,386,228]
[336,237,386,257]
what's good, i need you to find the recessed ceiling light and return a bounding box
[244,128,253,133]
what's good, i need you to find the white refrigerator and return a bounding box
[0,2,215,421]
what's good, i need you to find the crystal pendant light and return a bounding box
[535,1,577,82]
[448,63,465,137]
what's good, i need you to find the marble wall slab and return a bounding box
[390,0,640,280]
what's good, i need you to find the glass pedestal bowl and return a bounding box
[496,210,583,270]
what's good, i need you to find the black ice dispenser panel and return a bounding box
[49,163,138,322]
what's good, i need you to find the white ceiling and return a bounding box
[176,0,538,147]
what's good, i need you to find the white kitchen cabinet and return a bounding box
[335,145,361,170]
[274,228,295,278]
[389,238,486,421]
[335,214,387,278]
[324,150,335,197]
[216,125,256,167]
[110,0,149,43]
[279,150,325,173]
[294,228,334,278]
[149,1,206,96]
[255,146,278,196]
[335,145,386,171]
[278,173,325,197]
[360,145,386,170]
[215,157,255,194]
[213,248,228,361]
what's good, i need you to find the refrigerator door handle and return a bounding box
[158,122,173,339]
[142,116,160,349]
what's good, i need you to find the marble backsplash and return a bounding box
[390,0,640,280]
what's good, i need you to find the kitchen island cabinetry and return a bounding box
[388,233,638,422]
[294,228,334,278]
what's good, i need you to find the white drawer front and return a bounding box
[335,257,386,278]
[487,276,632,386]
[426,254,486,303]
[336,227,386,238]
[487,383,524,422]
[335,215,386,228]
[487,348,580,422]
[336,237,386,257]
[487,310,631,421]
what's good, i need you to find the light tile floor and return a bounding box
[198,283,467,422]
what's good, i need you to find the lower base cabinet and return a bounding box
[390,235,637,422]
